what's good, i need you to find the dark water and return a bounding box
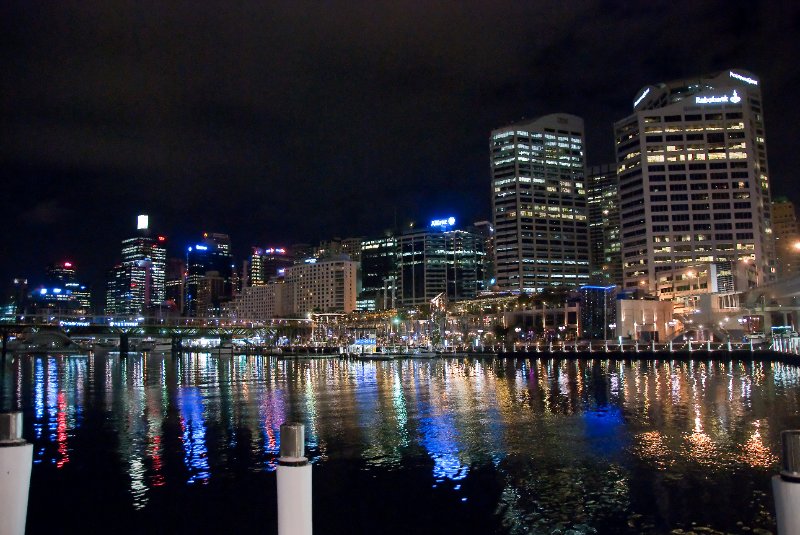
[2,353,798,534]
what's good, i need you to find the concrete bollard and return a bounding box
[773,430,800,534]
[0,412,33,535]
[277,422,312,535]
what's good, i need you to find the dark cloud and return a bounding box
[2,0,799,298]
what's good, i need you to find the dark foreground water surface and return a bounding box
[2,353,798,534]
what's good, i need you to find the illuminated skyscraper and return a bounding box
[248,246,292,286]
[30,261,92,314]
[587,164,622,285]
[490,114,590,293]
[396,219,485,307]
[615,69,774,292]
[185,233,235,317]
[106,215,166,314]
[286,257,358,315]
[360,235,399,310]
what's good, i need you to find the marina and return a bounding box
[2,349,797,533]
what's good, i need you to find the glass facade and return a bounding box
[397,229,485,307]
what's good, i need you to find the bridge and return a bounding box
[0,314,313,356]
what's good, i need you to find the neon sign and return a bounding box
[430,217,456,228]
[695,89,741,105]
[729,71,758,85]
[633,87,650,108]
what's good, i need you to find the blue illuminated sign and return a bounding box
[430,216,456,228]
[195,244,208,251]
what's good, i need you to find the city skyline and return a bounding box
[4,2,800,295]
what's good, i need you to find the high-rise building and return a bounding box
[3,278,28,317]
[470,221,496,292]
[360,235,399,310]
[31,261,92,314]
[185,233,235,317]
[164,258,185,313]
[587,164,622,285]
[234,281,291,320]
[249,247,292,286]
[106,262,149,315]
[286,257,358,315]
[772,198,800,278]
[578,285,617,340]
[397,219,486,307]
[317,237,364,262]
[490,113,590,293]
[106,215,166,314]
[615,69,774,293]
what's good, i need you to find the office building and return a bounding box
[31,261,92,314]
[397,220,486,307]
[106,262,149,315]
[164,258,185,313]
[587,164,622,285]
[490,113,590,293]
[317,237,364,262]
[578,285,617,340]
[106,215,166,314]
[772,198,800,278]
[615,69,774,294]
[185,233,235,317]
[470,220,496,292]
[3,278,28,317]
[249,247,292,286]
[360,235,399,310]
[234,281,291,320]
[286,257,358,315]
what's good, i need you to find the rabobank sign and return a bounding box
[695,89,742,105]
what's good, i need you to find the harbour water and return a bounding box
[1,352,797,534]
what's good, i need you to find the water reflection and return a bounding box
[1,354,796,533]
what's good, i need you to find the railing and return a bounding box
[772,337,800,356]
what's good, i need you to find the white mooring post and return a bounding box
[277,422,312,535]
[0,412,33,535]
[773,430,800,534]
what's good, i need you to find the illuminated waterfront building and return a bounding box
[578,285,617,340]
[185,233,235,317]
[490,114,590,293]
[615,69,775,292]
[286,257,358,315]
[772,197,800,278]
[234,280,291,320]
[587,165,622,286]
[106,215,166,314]
[360,235,399,311]
[397,219,486,307]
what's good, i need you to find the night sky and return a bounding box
[3,1,800,296]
